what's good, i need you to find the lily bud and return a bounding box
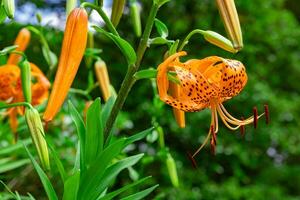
[19,60,32,103]
[201,30,237,53]
[130,0,142,37]
[3,0,15,19]
[7,28,31,65]
[94,60,111,102]
[43,8,88,122]
[25,106,50,170]
[216,0,243,50]
[169,81,185,128]
[111,0,126,27]
[166,153,179,187]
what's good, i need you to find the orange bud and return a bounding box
[169,81,185,128]
[94,60,111,102]
[43,8,88,122]
[7,28,31,65]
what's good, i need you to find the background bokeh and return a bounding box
[1,0,300,199]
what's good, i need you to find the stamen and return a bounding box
[240,117,245,137]
[253,107,258,129]
[44,121,49,132]
[210,125,216,155]
[187,151,198,169]
[264,104,269,124]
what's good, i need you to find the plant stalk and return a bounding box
[104,2,160,139]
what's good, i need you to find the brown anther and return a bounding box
[44,121,49,132]
[264,104,269,124]
[210,125,216,155]
[187,151,198,169]
[253,107,258,129]
[240,116,245,137]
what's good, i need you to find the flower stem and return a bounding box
[178,29,205,51]
[0,102,33,110]
[81,2,119,37]
[103,2,160,139]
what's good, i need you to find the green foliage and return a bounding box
[1,0,300,199]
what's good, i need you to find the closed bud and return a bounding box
[202,30,237,53]
[94,60,111,102]
[3,0,15,19]
[111,0,126,27]
[25,106,50,170]
[19,60,32,103]
[166,153,179,187]
[43,8,88,122]
[216,0,243,50]
[7,28,31,65]
[130,0,142,37]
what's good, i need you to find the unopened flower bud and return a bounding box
[3,0,15,19]
[94,60,111,102]
[19,60,32,103]
[216,0,243,50]
[166,153,179,187]
[25,106,50,170]
[202,30,237,53]
[111,0,126,27]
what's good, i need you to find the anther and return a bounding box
[240,117,245,137]
[264,104,269,124]
[187,151,198,169]
[210,125,216,155]
[253,107,258,129]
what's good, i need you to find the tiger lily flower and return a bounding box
[157,51,268,157]
[43,8,88,122]
[0,63,50,136]
[7,28,31,65]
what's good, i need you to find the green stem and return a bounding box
[178,29,204,51]
[0,102,33,110]
[81,2,119,37]
[103,2,160,139]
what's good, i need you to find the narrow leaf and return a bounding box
[93,26,137,65]
[87,154,144,200]
[68,100,86,171]
[124,127,154,146]
[24,145,58,200]
[0,159,30,174]
[120,184,159,200]
[62,171,80,200]
[85,98,103,165]
[154,18,168,38]
[99,177,152,200]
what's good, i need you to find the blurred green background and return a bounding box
[1,0,300,199]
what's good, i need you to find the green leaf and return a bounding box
[62,171,80,200]
[0,159,30,173]
[148,37,173,46]
[0,139,31,155]
[134,69,157,80]
[68,100,86,171]
[85,98,103,165]
[24,145,58,200]
[48,142,67,182]
[93,26,137,65]
[121,184,159,200]
[78,138,126,200]
[125,127,154,146]
[87,154,144,200]
[42,47,58,67]
[154,18,168,38]
[99,177,152,200]
[101,96,116,128]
